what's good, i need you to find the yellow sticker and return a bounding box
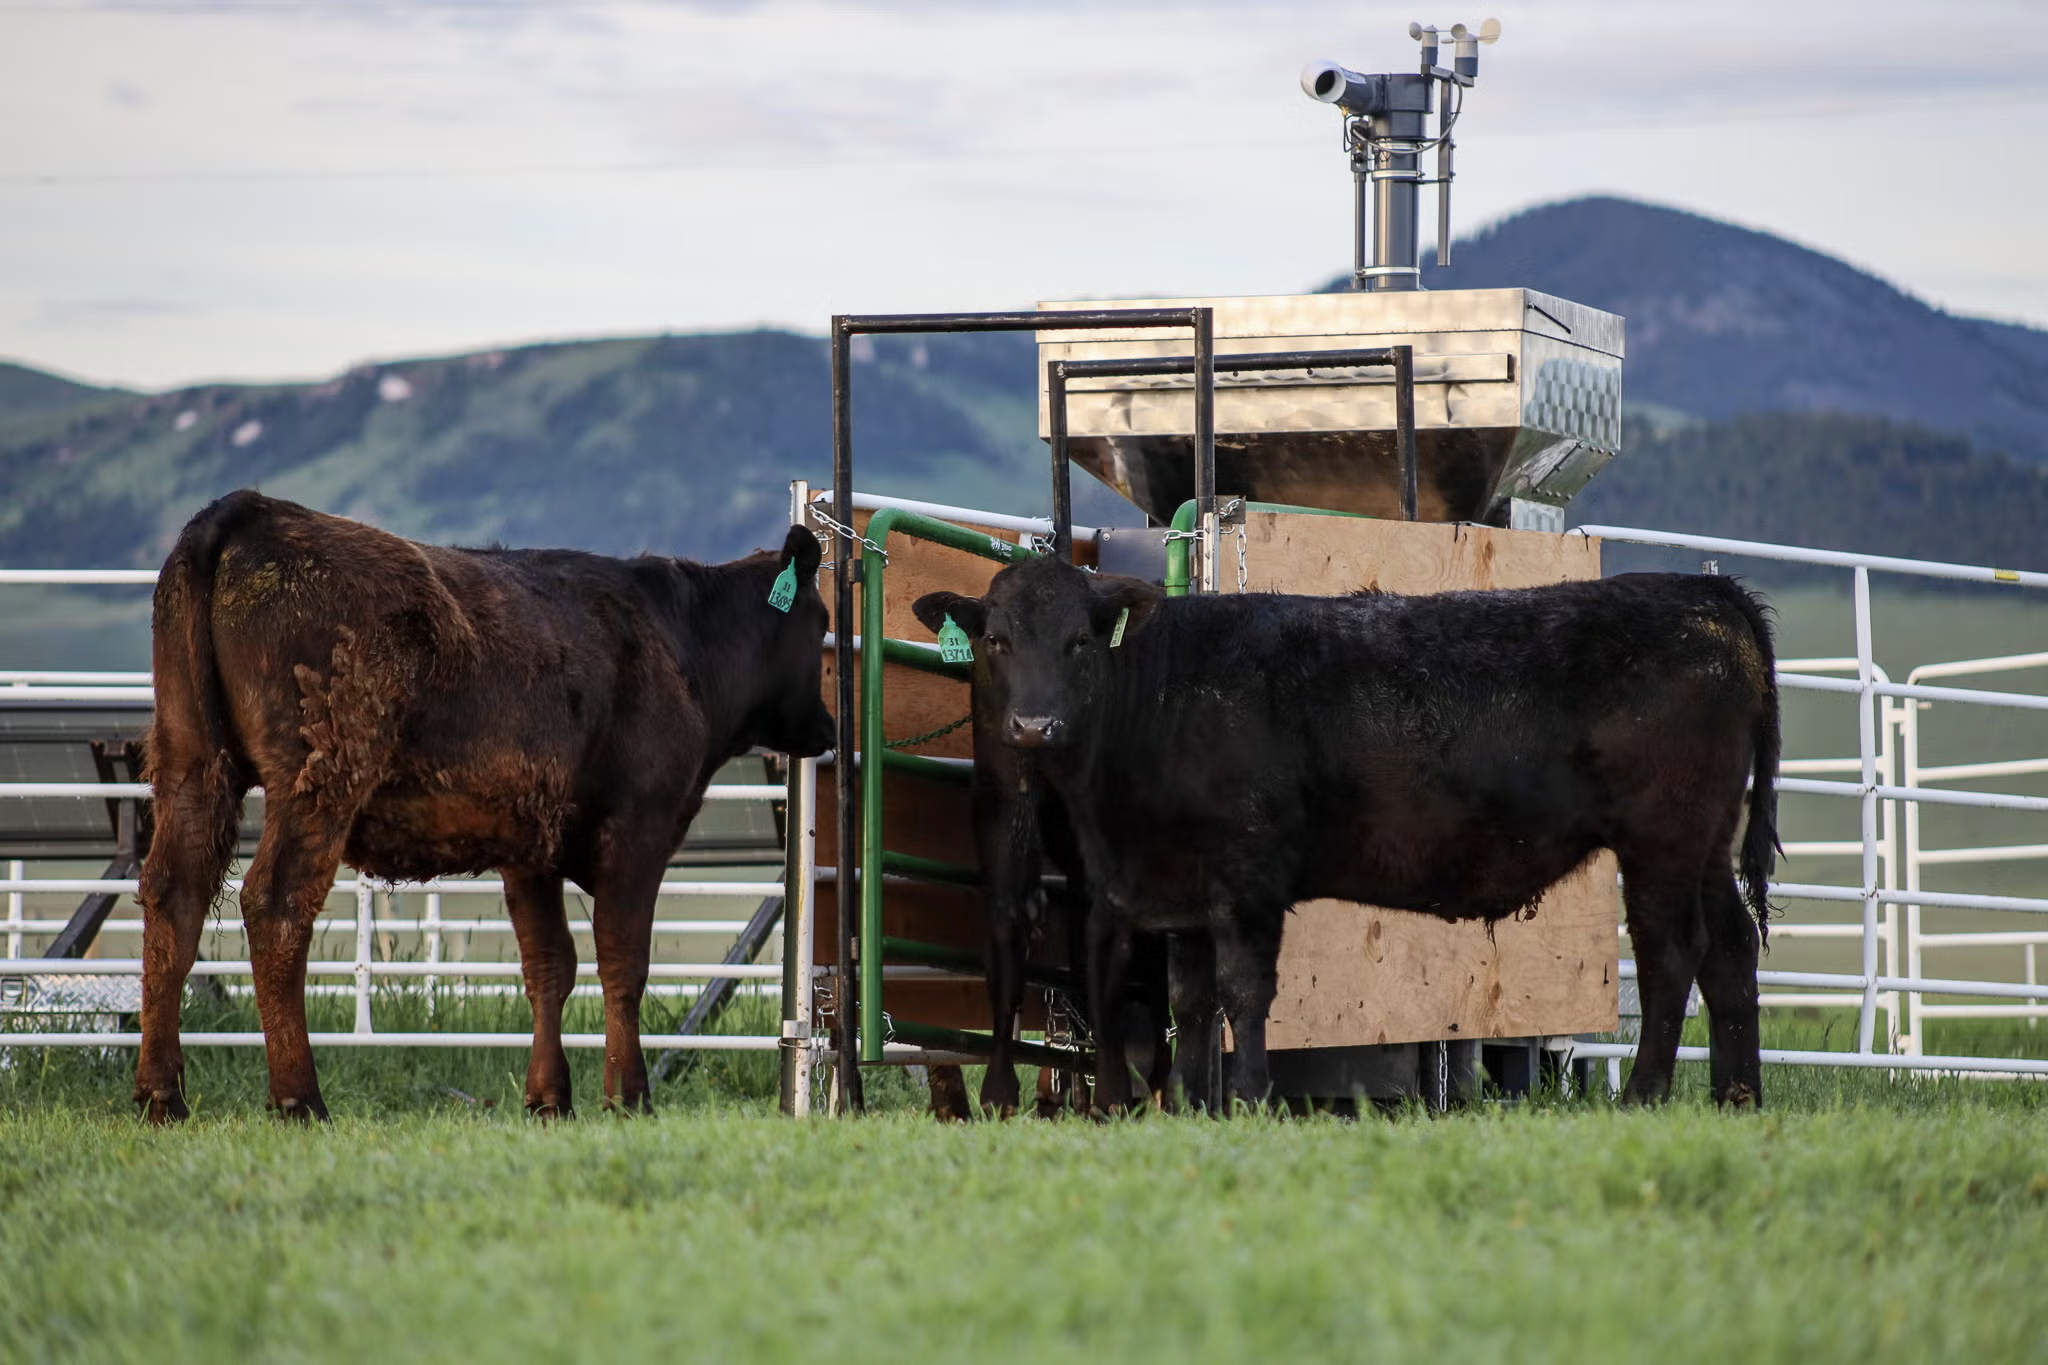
[1996,569,2020,583]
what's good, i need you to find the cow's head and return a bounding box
[913,555,1162,757]
[749,523,836,758]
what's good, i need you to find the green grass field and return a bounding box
[4,1002,2046,1364]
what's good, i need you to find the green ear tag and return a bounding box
[938,614,974,664]
[1110,606,1130,648]
[766,560,798,613]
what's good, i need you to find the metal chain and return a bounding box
[1235,518,1249,594]
[884,714,972,751]
[1435,1039,1449,1113]
[1044,987,1090,1050]
[806,505,888,562]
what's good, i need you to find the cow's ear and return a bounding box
[913,591,985,638]
[1089,574,1165,639]
[782,523,823,578]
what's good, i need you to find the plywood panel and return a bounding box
[1235,512,1619,1047]
[1262,855,1620,1049]
[1240,510,1602,595]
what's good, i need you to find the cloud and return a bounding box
[34,295,201,327]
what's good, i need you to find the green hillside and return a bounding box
[1580,412,2048,576]
[0,331,1059,573]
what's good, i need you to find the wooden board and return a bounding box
[1234,511,1620,1047]
[1264,856,1620,1049]
[1238,510,1603,595]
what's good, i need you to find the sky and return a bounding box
[4,0,2046,391]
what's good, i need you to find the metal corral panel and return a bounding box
[1037,289,1624,524]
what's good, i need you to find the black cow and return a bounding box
[915,557,1780,1112]
[906,588,1171,1116]
[136,491,833,1122]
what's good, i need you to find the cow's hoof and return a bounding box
[1717,1083,1761,1110]
[1033,1098,1064,1121]
[137,1088,188,1125]
[271,1095,329,1123]
[603,1094,653,1117]
[526,1101,575,1121]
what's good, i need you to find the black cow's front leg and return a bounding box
[1085,905,1137,1115]
[1166,932,1219,1114]
[974,772,1043,1119]
[1209,906,1282,1112]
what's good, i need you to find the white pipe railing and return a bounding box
[1583,524,2048,1073]
[9,517,2048,1085]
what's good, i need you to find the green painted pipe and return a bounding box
[878,637,969,681]
[879,749,971,786]
[880,850,979,888]
[859,506,1043,1064]
[1163,498,1374,598]
[880,934,1089,995]
[885,1018,1094,1073]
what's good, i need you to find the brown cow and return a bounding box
[135,491,833,1122]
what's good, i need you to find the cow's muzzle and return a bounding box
[1002,714,1065,750]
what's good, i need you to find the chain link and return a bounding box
[884,714,972,751]
[1235,518,1249,594]
[1435,1039,1450,1113]
[806,505,888,562]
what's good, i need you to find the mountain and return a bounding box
[0,330,1089,571]
[1380,196,2048,465]
[0,361,132,440]
[7,195,2048,595]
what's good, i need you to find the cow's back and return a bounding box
[168,492,703,879]
[1088,573,1772,919]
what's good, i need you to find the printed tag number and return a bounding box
[767,561,798,613]
[1110,607,1129,648]
[938,614,974,664]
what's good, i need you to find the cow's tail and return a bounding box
[1721,579,1782,942]
[143,491,267,885]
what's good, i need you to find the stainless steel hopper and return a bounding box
[1036,287,1623,526]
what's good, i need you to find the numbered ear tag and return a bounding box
[1110,607,1130,648]
[767,560,798,613]
[938,614,974,664]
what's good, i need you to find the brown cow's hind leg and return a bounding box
[505,868,577,1117]
[134,756,244,1124]
[241,799,350,1121]
[590,855,663,1114]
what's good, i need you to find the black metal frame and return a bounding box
[1046,344,1419,555]
[829,307,1214,1113]
[826,312,1420,1113]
